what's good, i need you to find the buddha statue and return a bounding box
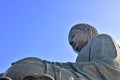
[1,23,120,80]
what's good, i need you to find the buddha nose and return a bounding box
[70,41,76,48]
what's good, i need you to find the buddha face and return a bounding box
[69,29,88,53]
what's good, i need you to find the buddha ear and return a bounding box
[0,77,12,80]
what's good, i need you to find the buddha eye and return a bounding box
[70,41,73,45]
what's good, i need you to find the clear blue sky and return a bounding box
[0,0,120,73]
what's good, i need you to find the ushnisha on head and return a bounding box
[68,23,98,54]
